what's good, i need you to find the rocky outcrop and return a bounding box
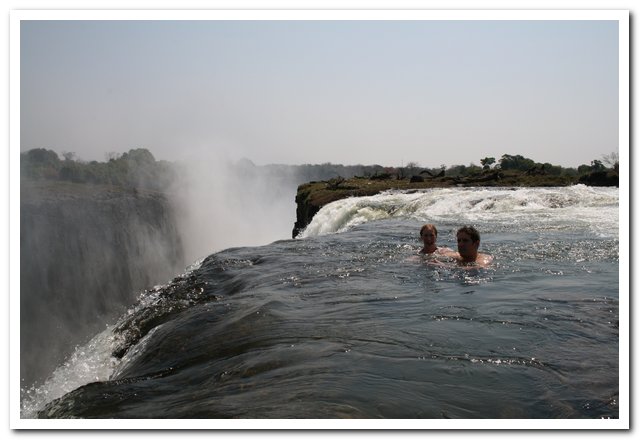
[578,170,619,187]
[20,180,185,387]
[291,178,417,238]
[292,185,322,238]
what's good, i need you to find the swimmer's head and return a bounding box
[456,225,480,243]
[420,224,438,238]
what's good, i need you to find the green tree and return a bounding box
[543,163,563,176]
[122,148,156,165]
[480,157,496,170]
[21,148,61,179]
[577,164,592,175]
[499,154,536,171]
[466,163,482,176]
[447,164,467,177]
[590,160,606,172]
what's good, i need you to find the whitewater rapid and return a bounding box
[297,185,619,239]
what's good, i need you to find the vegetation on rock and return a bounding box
[21,148,177,192]
[291,153,619,237]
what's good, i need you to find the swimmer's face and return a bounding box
[421,230,436,246]
[457,232,479,258]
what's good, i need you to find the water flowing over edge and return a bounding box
[298,185,619,239]
[19,258,208,419]
[18,186,621,421]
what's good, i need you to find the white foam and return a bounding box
[20,325,122,419]
[298,186,619,238]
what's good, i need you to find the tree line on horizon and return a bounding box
[20,148,177,192]
[396,152,618,179]
[20,147,619,190]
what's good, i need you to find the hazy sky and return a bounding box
[20,16,621,168]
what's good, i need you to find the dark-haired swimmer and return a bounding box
[452,225,493,268]
[419,224,453,255]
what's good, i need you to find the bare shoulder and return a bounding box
[454,253,494,269]
[436,247,456,256]
[476,253,494,267]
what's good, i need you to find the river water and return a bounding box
[20,185,621,422]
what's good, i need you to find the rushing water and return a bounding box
[20,185,620,420]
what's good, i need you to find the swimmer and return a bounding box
[453,225,493,267]
[419,224,453,255]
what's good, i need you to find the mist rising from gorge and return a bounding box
[167,156,300,264]
[19,148,383,389]
[20,181,185,388]
[166,153,390,264]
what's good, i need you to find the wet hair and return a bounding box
[457,225,480,242]
[420,224,438,237]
